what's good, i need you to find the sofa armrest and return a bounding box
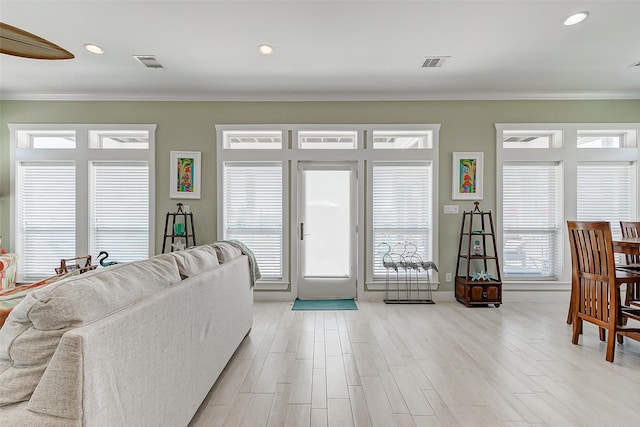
[27,332,84,420]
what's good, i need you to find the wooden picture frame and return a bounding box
[170,151,201,199]
[452,152,483,200]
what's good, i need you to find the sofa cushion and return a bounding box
[0,272,79,329]
[0,253,181,407]
[168,245,219,279]
[212,242,243,264]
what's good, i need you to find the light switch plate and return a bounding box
[443,205,459,214]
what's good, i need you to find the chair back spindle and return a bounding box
[619,221,640,306]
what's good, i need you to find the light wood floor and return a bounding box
[189,301,640,427]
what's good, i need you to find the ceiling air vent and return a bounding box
[421,56,450,68]
[133,55,164,69]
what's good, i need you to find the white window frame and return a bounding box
[217,126,290,291]
[216,124,440,295]
[10,124,156,281]
[496,123,640,290]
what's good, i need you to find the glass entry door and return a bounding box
[298,162,357,299]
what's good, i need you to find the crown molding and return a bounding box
[1,91,639,102]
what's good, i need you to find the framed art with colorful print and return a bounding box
[170,151,201,199]
[452,152,483,200]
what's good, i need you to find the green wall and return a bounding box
[1,99,639,292]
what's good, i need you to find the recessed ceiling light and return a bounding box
[84,43,104,54]
[564,11,589,26]
[257,44,274,55]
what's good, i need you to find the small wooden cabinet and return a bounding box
[454,202,502,307]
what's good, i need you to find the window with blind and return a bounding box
[16,163,77,280]
[11,125,155,282]
[223,162,283,279]
[372,162,432,279]
[497,123,639,286]
[577,163,632,237]
[502,162,561,279]
[90,162,150,262]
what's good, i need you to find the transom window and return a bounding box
[372,130,432,149]
[502,130,561,149]
[577,130,637,148]
[89,130,150,149]
[223,130,283,149]
[298,131,357,149]
[16,130,76,149]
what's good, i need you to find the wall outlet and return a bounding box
[443,205,459,214]
[445,272,452,282]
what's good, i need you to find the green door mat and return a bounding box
[292,298,358,311]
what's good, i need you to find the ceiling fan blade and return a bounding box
[0,22,74,60]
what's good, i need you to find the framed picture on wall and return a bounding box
[452,152,483,200]
[170,151,201,199]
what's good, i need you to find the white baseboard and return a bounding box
[253,289,571,303]
[252,291,296,302]
[356,290,453,302]
[503,289,570,302]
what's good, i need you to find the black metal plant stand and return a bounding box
[162,203,196,253]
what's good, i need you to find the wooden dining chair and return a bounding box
[567,221,640,362]
[620,221,640,307]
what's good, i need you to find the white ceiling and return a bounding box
[1,0,639,101]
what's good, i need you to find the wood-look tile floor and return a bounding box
[189,301,640,427]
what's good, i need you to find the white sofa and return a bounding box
[0,243,253,426]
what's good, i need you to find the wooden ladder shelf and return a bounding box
[162,203,196,253]
[454,201,502,307]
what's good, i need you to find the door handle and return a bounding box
[300,222,311,240]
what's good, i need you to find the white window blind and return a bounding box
[372,163,432,279]
[502,162,561,279]
[90,162,150,263]
[17,162,76,280]
[577,162,632,241]
[223,163,283,279]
